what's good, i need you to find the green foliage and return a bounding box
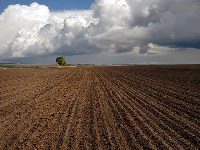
[56,56,67,66]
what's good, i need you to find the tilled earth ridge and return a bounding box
[0,66,199,150]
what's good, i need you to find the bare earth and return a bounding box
[0,65,199,149]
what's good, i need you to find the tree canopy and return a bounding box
[56,56,67,66]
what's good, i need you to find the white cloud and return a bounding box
[0,0,200,61]
[0,3,49,45]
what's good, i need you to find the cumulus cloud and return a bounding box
[0,0,200,60]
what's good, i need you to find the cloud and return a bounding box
[0,3,49,44]
[0,0,200,61]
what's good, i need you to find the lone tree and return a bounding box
[56,56,67,66]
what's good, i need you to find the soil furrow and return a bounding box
[0,65,199,150]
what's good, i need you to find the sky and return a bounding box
[0,0,95,12]
[0,0,200,64]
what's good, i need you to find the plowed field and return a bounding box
[0,65,200,149]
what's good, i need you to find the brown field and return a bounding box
[0,65,199,150]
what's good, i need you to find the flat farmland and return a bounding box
[0,65,199,150]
